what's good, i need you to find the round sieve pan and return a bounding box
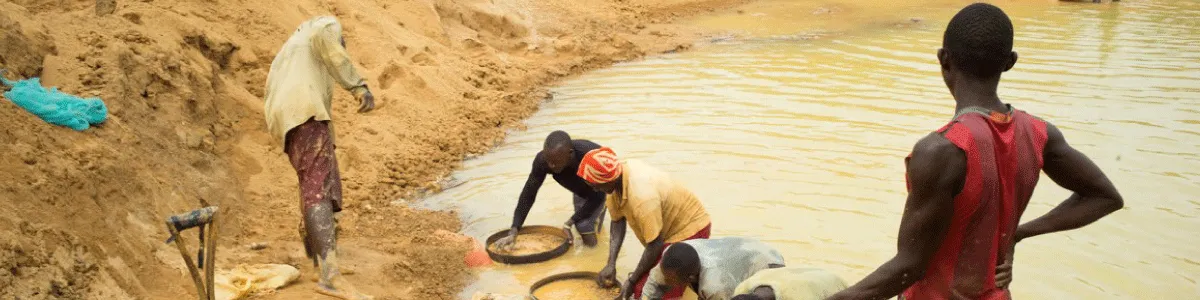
[484,225,571,264]
[528,271,619,300]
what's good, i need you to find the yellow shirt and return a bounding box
[733,267,848,300]
[606,159,711,244]
[263,16,367,145]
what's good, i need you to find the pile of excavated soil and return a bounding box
[0,0,747,298]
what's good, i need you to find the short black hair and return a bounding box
[731,295,762,300]
[661,243,699,277]
[543,130,571,150]
[942,3,1014,78]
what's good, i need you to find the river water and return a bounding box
[424,0,1200,298]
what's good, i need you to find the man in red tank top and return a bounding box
[827,3,1124,300]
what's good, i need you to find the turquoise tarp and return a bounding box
[1,73,107,131]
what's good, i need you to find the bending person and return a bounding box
[578,147,712,299]
[495,130,608,248]
[731,267,847,300]
[643,237,785,300]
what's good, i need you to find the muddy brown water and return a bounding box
[424,0,1200,298]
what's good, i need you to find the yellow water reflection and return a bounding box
[425,0,1200,298]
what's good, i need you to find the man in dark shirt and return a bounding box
[494,130,608,248]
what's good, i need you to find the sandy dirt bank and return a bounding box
[0,0,747,298]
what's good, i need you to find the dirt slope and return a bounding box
[0,0,744,299]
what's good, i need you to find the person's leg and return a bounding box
[288,121,321,266]
[573,195,599,246]
[324,141,345,237]
[310,213,368,300]
[287,119,370,300]
[325,145,344,214]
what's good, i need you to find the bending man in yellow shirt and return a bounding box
[263,16,375,300]
[731,267,847,300]
[578,147,712,300]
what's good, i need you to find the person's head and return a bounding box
[659,243,701,289]
[731,286,776,300]
[543,130,574,173]
[577,147,622,194]
[938,3,1019,93]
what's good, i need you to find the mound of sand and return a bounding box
[0,0,745,298]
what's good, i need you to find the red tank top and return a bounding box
[902,106,1048,300]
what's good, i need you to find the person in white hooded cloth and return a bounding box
[263,16,376,300]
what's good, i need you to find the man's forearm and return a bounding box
[828,257,922,300]
[510,201,533,229]
[607,220,627,266]
[631,239,665,284]
[1016,193,1122,241]
[511,179,544,229]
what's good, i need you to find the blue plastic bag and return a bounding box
[1,73,107,131]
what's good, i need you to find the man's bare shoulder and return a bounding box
[908,132,967,186]
[912,132,961,160]
[1039,119,1071,160]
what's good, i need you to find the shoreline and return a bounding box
[0,0,751,298]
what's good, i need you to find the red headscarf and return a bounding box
[577,147,622,184]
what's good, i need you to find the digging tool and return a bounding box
[165,206,219,300]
